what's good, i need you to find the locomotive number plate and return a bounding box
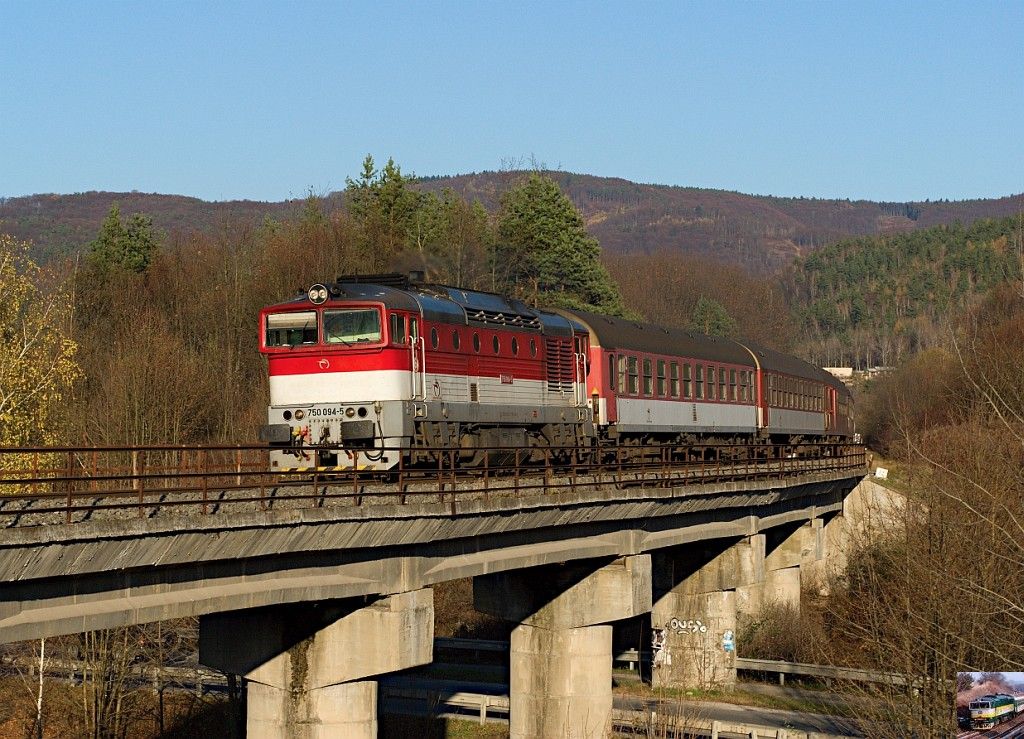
[306,407,345,418]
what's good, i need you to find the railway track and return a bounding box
[0,442,865,527]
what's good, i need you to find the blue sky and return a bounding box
[1,1,1021,202]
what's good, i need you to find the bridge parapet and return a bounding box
[0,442,865,527]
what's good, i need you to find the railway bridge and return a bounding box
[0,443,868,738]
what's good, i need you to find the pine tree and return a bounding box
[690,296,737,337]
[345,155,425,268]
[87,203,159,273]
[495,173,626,316]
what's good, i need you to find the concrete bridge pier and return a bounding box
[761,515,823,614]
[475,555,652,739]
[651,535,765,689]
[198,588,433,739]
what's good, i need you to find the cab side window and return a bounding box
[390,313,407,345]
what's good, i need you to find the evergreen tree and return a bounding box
[87,203,159,273]
[495,173,626,316]
[345,155,425,268]
[689,296,737,337]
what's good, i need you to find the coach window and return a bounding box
[390,313,407,345]
[768,375,775,405]
[729,369,737,401]
[511,337,519,355]
[617,355,627,394]
[473,332,481,353]
[695,365,704,399]
[608,354,617,392]
[657,360,667,397]
[627,356,639,395]
[706,365,715,400]
[739,371,747,402]
[452,330,460,350]
[430,328,439,349]
[492,335,500,354]
[719,368,727,400]
[670,362,679,398]
[530,338,537,357]
[643,359,653,396]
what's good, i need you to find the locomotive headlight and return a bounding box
[307,284,329,305]
[345,407,356,417]
[294,409,305,420]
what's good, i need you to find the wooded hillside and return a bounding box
[789,214,1024,368]
[4,172,1023,272]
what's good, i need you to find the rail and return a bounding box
[0,442,866,526]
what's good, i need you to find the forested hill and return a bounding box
[421,172,1024,271]
[0,192,303,263]
[789,214,1024,368]
[3,174,1023,270]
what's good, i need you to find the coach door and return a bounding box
[825,386,835,433]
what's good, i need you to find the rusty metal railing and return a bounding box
[0,442,867,527]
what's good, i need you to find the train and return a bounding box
[968,693,1024,729]
[257,273,855,471]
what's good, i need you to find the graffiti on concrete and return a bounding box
[722,629,735,652]
[651,628,671,666]
[669,617,708,635]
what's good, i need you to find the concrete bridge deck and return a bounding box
[0,444,868,738]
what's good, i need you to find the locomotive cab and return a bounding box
[258,281,421,472]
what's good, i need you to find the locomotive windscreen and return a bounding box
[324,309,382,344]
[266,311,317,347]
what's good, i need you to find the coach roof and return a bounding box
[561,310,754,366]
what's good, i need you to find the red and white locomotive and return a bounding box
[258,274,854,471]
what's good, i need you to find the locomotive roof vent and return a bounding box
[334,272,421,288]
